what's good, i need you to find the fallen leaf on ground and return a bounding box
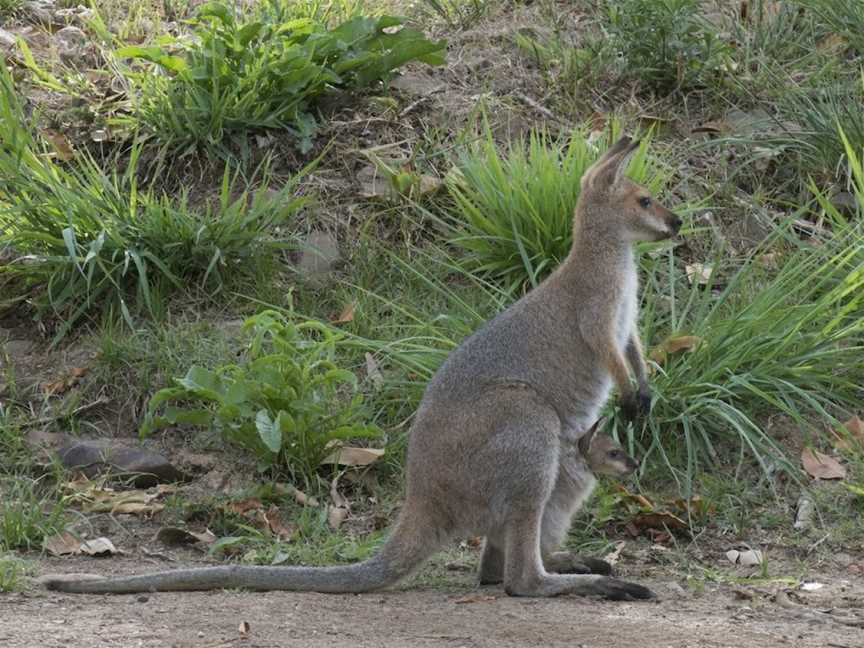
[44,532,83,556]
[801,448,846,480]
[64,478,175,515]
[238,621,250,636]
[365,352,384,390]
[226,498,265,516]
[614,485,655,510]
[80,537,118,556]
[726,548,764,566]
[42,129,75,161]
[263,505,295,541]
[322,446,385,467]
[603,540,626,566]
[275,484,319,507]
[685,263,713,285]
[330,302,355,324]
[155,527,216,546]
[833,416,864,451]
[328,474,350,529]
[649,335,701,364]
[631,511,688,532]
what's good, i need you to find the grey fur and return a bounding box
[42,136,680,599]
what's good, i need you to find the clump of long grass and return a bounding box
[0,62,308,343]
[444,123,668,291]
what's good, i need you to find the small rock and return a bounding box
[0,28,17,51]
[58,440,188,487]
[5,339,34,358]
[137,595,149,604]
[23,0,57,25]
[296,231,340,285]
[830,191,857,216]
[389,72,445,96]
[54,5,95,25]
[54,25,88,63]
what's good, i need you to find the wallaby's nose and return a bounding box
[670,216,683,233]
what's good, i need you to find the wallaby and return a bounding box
[42,136,681,598]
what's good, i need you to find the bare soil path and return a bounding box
[3,559,862,648]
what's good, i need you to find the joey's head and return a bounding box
[578,419,639,478]
[576,136,682,244]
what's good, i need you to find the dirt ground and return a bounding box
[3,556,862,648]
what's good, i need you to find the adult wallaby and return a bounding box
[43,136,681,598]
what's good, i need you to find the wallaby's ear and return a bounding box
[583,136,641,191]
[578,418,603,456]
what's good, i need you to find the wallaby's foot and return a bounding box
[505,574,654,600]
[544,552,613,576]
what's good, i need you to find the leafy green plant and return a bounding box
[142,310,381,486]
[606,0,730,93]
[0,0,23,14]
[0,63,309,342]
[116,2,445,152]
[444,123,668,290]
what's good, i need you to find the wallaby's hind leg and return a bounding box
[479,538,505,585]
[539,476,612,576]
[503,513,653,600]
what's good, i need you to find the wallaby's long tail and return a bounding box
[41,511,441,594]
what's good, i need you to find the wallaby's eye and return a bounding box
[639,197,652,209]
[609,450,621,459]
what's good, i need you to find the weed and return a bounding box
[0,554,31,592]
[415,0,489,30]
[141,310,381,487]
[0,63,309,343]
[0,478,66,552]
[796,0,864,54]
[606,0,730,94]
[444,122,668,291]
[116,3,445,153]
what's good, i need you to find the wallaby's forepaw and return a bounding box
[594,577,655,601]
[620,390,651,423]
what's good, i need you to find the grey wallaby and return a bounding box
[42,135,681,598]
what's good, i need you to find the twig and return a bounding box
[399,95,432,118]
[515,92,566,125]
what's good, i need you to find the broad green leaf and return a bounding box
[256,409,282,454]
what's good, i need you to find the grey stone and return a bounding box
[389,72,445,97]
[0,28,16,50]
[297,231,341,285]
[54,25,87,63]
[58,440,188,487]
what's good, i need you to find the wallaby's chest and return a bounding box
[615,266,639,347]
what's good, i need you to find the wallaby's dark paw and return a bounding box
[620,390,651,422]
[637,388,652,416]
[595,577,655,601]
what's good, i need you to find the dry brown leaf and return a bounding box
[44,531,83,556]
[282,485,319,508]
[685,263,713,285]
[631,511,688,532]
[42,129,75,161]
[322,446,385,467]
[238,621,250,637]
[649,335,701,364]
[70,366,88,378]
[226,498,265,516]
[330,302,356,324]
[817,33,848,53]
[155,527,216,546]
[834,415,864,450]
[79,537,118,556]
[614,485,655,510]
[365,352,384,390]
[801,448,846,480]
[263,505,295,541]
[602,540,626,566]
[328,505,348,530]
[65,478,173,516]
